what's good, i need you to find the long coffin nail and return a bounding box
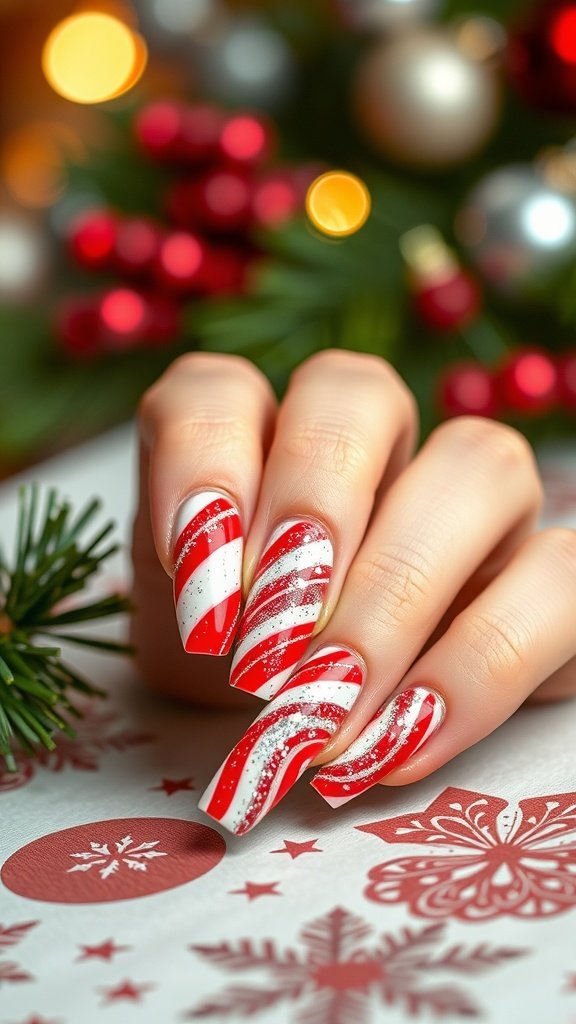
[173,491,243,656]
[310,686,445,808]
[229,518,333,699]
[198,646,363,835]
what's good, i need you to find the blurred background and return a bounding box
[1,0,576,477]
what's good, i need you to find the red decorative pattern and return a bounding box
[229,882,282,901]
[2,818,225,904]
[149,777,196,796]
[0,921,38,986]
[77,939,131,962]
[186,906,527,1021]
[98,979,155,1003]
[358,786,576,922]
[270,839,323,859]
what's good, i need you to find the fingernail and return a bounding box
[173,490,243,656]
[198,645,364,835]
[229,518,333,699]
[310,686,446,808]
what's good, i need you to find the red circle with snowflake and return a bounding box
[1,817,225,903]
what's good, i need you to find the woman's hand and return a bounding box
[131,350,576,835]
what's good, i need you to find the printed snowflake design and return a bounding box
[186,906,526,1022]
[67,834,167,880]
[358,786,576,922]
[0,921,38,986]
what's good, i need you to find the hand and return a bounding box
[131,350,576,835]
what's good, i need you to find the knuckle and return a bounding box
[351,542,434,630]
[433,417,535,470]
[460,608,532,683]
[281,419,370,479]
[161,414,256,456]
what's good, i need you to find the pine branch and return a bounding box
[0,484,131,770]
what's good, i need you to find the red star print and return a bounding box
[149,777,195,796]
[12,1018,62,1024]
[270,839,323,859]
[77,939,131,961]
[98,980,154,1003]
[229,881,282,901]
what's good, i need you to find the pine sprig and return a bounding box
[0,485,131,771]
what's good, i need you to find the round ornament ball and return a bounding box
[456,164,576,298]
[198,19,296,110]
[354,29,501,170]
[68,209,117,271]
[336,0,443,32]
[414,269,481,332]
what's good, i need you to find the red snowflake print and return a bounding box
[0,921,38,986]
[0,755,35,793]
[358,786,576,923]
[186,906,526,1022]
[35,703,155,772]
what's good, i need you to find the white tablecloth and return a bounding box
[1,425,576,1024]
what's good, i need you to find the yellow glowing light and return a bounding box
[306,171,371,238]
[3,122,84,208]
[42,12,147,104]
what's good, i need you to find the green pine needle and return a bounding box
[0,484,132,771]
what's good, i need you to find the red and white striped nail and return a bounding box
[311,687,445,808]
[229,518,333,700]
[173,490,243,656]
[198,645,364,835]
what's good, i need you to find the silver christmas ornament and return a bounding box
[354,29,501,169]
[337,0,444,32]
[197,18,296,110]
[456,164,576,297]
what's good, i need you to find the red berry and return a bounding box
[414,270,481,332]
[202,245,252,296]
[146,293,181,345]
[134,101,184,161]
[193,168,253,234]
[557,351,576,410]
[251,169,300,227]
[219,113,275,166]
[497,348,559,414]
[68,209,117,271]
[98,287,149,349]
[114,217,162,277]
[178,104,224,163]
[156,231,208,292]
[439,363,500,418]
[56,297,102,359]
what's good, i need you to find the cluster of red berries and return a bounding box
[58,100,316,358]
[439,349,576,419]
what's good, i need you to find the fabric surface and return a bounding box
[1,425,576,1024]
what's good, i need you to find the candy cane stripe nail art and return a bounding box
[199,646,363,835]
[311,687,445,808]
[229,519,333,699]
[173,491,243,656]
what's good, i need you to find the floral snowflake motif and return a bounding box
[0,921,38,986]
[358,786,576,922]
[67,834,167,880]
[186,906,526,1022]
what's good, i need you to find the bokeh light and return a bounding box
[2,122,83,208]
[306,171,371,238]
[42,12,147,104]
[551,7,576,64]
